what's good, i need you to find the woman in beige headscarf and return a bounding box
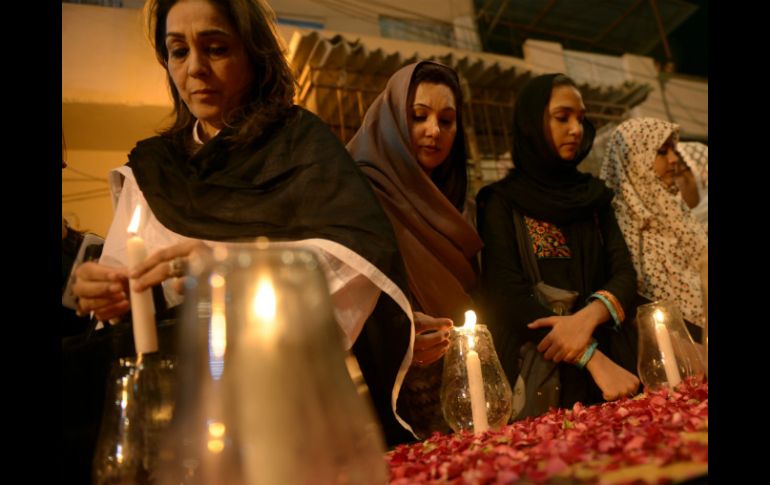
[347,61,483,438]
[600,117,707,333]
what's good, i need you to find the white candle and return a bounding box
[653,309,681,388]
[126,206,157,355]
[463,311,488,433]
[209,273,227,381]
[699,254,708,348]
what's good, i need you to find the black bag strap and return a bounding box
[512,208,542,284]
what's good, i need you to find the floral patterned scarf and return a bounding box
[600,118,707,326]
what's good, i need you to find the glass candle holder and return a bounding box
[636,300,706,391]
[440,323,513,434]
[92,354,176,485]
[156,243,387,485]
[699,251,708,375]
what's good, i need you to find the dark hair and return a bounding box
[146,0,295,146]
[551,73,578,90]
[407,61,468,211]
[541,73,592,162]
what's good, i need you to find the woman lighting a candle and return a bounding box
[71,0,419,449]
[347,62,483,438]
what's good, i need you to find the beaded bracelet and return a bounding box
[576,338,599,369]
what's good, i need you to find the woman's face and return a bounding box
[165,0,253,140]
[408,82,457,175]
[653,135,682,188]
[544,85,585,161]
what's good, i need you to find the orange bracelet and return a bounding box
[595,290,625,323]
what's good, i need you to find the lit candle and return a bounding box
[251,275,278,344]
[126,206,157,354]
[209,272,227,381]
[653,309,681,388]
[699,254,708,348]
[463,310,488,433]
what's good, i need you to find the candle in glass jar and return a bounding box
[126,206,157,354]
[653,309,681,388]
[463,311,488,433]
[699,253,708,348]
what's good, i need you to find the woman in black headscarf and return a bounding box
[476,74,640,414]
[70,0,416,452]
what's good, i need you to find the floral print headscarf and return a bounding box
[600,118,707,326]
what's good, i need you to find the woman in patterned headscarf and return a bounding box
[675,141,708,231]
[600,117,708,333]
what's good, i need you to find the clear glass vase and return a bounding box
[156,243,387,485]
[92,353,177,484]
[440,324,513,434]
[699,251,708,375]
[636,300,706,391]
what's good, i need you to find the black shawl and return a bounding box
[129,107,405,279]
[127,106,414,445]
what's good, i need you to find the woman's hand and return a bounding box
[130,241,207,293]
[72,262,130,321]
[528,300,608,363]
[585,349,640,400]
[529,314,595,363]
[412,311,453,367]
[673,161,700,209]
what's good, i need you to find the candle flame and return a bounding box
[253,277,276,321]
[464,310,477,330]
[208,421,226,438]
[653,309,665,325]
[127,205,142,234]
[252,276,277,341]
[464,310,477,350]
[211,274,225,289]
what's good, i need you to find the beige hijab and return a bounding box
[347,61,482,323]
[600,118,707,326]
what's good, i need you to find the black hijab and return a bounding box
[505,73,612,224]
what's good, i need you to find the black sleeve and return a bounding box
[596,205,638,315]
[476,186,553,381]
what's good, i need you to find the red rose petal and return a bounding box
[386,377,707,484]
[623,435,646,452]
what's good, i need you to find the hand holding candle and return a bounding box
[463,310,489,434]
[127,206,158,355]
